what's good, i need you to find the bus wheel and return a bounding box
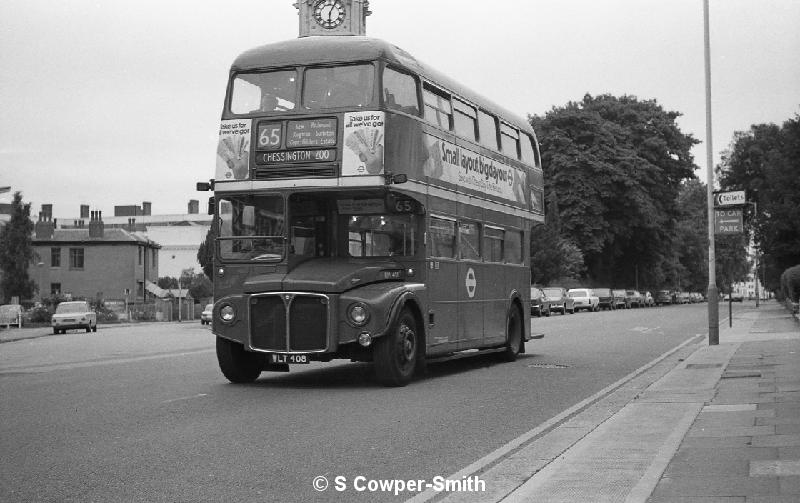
[374,308,417,387]
[216,337,263,384]
[499,306,523,362]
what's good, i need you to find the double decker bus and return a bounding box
[202,36,545,386]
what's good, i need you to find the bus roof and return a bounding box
[231,36,534,136]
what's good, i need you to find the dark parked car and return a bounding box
[530,287,552,317]
[655,290,673,305]
[612,289,630,309]
[542,287,575,314]
[626,290,643,308]
[594,288,615,310]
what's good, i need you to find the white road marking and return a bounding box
[161,393,209,404]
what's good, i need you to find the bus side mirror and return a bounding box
[196,180,214,191]
[207,197,215,215]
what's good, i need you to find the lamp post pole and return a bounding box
[704,0,719,345]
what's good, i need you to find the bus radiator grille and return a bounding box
[249,294,328,352]
[253,166,337,180]
[250,296,286,351]
[288,296,327,351]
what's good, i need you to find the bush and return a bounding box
[28,305,52,323]
[780,265,800,303]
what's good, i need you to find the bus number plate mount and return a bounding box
[269,353,310,364]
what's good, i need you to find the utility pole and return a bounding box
[704,0,719,345]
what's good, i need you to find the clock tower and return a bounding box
[296,0,371,37]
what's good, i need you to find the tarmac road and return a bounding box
[0,303,716,502]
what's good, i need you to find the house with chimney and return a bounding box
[28,207,161,303]
[59,200,211,278]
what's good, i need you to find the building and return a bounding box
[28,209,160,303]
[58,199,211,279]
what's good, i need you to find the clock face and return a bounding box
[314,0,346,29]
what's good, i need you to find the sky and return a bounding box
[1,0,798,218]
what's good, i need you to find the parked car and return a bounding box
[567,288,599,312]
[530,287,552,317]
[594,288,616,310]
[655,290,673,305]
[626,290,643,308]
[723,293,744,302]
[201,303,214,325]
[0,304,23,328]
[677,292,692,304]
[51,301,97,334]
[612,289,630,309]
[542,287,575,314]
[641,291,655,307]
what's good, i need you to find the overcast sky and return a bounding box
[1,0,798,217]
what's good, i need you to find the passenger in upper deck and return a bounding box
[260,93,279,112]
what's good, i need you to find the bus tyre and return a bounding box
[500,306,523,362]
[216,337,263,384]
[374,308,417,387]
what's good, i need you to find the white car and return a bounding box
[567,288,599,312]
[201,303,214,325]
[51,301,97,334]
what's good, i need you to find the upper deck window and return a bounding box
[230,70,297,114]
[382,67,420,115]
[520,133,539,166]
[303,64,374,109]
[423,85,452,129]
[453,99,477,142]
[500,123,520,159]
[478,110,499,150]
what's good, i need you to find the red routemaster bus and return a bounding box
[201,36,545,386]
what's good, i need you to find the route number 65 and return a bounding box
[258,124,281,148]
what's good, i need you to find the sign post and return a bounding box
[714,209,743,235]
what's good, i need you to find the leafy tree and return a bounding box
[530,196,586,285]
[157,277,179,289]
[179,268,212,301]
[197,227,215,280]
[673,179,708,292]
[530,224,586,285]
[0,192,35,302]
[717,114,800,293]
[715,233,751,294]
[530,94,698,289]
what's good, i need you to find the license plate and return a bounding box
[269,353,310,364]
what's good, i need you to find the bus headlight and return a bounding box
[219,304,236,323]
[347,302,370,326]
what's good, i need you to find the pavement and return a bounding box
[3,301,798,502]
[410,300,799,503]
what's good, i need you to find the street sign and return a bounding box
[715,209,743,234]
[713,190,746,207]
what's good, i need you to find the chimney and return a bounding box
[41,204,53,219]
[188,199,199,214]
[128,217,137,232]
[88,210,105,238]
[34,212,55,240]
[142,201,151,216]
[80,204,90,219]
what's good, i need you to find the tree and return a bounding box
[530,94,699,288]
[157,277,179,289]
[0,192,35,302]
[673,179,709,292]
[717,114,800,293]
[180,269,212,301]
[197,227,215,280]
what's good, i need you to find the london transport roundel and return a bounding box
[465,268,477,298]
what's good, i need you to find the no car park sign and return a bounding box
[714,190,746,207]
